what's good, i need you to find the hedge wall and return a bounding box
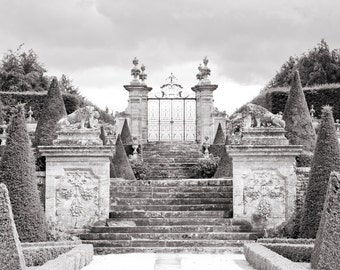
[263,244,313,262]
[0,91,79,122]
[252,85,340,120]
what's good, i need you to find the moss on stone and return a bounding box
[283,70,316,152]
[300,106,340,238]
[112,135,136,180]
[33,77,67,147]
[311,172,340,269]
[0,105,48,242]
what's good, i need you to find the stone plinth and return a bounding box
[192,84,218,143]
[53,129,103,146]
[39,146,113,229]
[124,85,152,143]
[228,128,302,229]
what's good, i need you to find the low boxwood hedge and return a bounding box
[263,243,313,262]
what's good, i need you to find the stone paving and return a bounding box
[82,253,255,270]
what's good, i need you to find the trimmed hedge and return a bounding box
[300,106,340,238]
[263,244,312,262]
[244,243,307,270]
[252,84,340,120]
[112,135,136,180]
[23,245,74,267]
[283,70,316,152]
[33,77,67,147]
[121,119,133,145]
[26,244,93,270]
[0,105,48,242]
[311,172,340,269]
[0,91,79,123]
[257,238,315,245]
[213,123,225,144]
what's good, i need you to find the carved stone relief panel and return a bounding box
[242,169,286,220]
[55,168,102,227]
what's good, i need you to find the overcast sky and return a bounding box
[0,0,339,114]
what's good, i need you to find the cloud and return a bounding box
[0,0,340,113]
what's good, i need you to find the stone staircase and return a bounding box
[80,178,258,254]
[141,142,204,179]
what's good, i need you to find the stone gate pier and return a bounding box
[228,128,302,229]
[39,108,113,229]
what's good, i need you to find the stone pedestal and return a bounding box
[124,85,152,143]
[228,128,302,229]
[192,84,218,143]
[39,129,114,229]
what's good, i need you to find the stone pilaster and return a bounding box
[192,84,218,143]
[124,85,152,143]
[228,128,302,229]
[39,126,114,229]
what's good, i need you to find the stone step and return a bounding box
[80,232,257,241]
[93,246,245,254]
[90,225,240,234]
[144,158,201,163]
[109,210,227,218]
[110,204,232,212]
[146,163,197,168]
[110,186,232,193]
[112,197,232,205]
[82,239,255,248]
[112,192,232,199]
[104,217,233,226]
[110,179,232,186]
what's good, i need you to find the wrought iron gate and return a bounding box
[147,74,196,142]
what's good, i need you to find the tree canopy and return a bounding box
[0,45,49,92]
[266,40,340,88]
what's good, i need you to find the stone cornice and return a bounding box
[227,145,302,157]
[191,84,218,92]
[38,145,114,157]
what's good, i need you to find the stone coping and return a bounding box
[227,145,302,157]
[244,243,308,270]
[27,244,93,270]
[38,145,114,157]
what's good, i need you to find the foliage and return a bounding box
[283,70,316,152]
[33,77,67,147]
[121,119,133,145]
[266,39,340,88]
[213,123,225,144]
[23,246,73,267]
[129,158,150,180]
[214,142,233,178]
[252,84,340,121]
[46,220,79,242]
[192,154,220,178]
[0,105,48,242]
[112,135,136,180]
[311,172,340,269]
[295,150,313,167]
[300,106,340,238]
[59,74,80,95]
[99,125,107,145]
[0,45,49,92]
[263,244,312,263]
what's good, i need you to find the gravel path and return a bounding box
[83,253,255,270]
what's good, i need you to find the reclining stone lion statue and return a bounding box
[58,106,100,130]
[229,103,285,132]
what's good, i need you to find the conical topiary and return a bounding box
[299,106,340,238]
[121,119,133,145]
[0,105,48,242]
[213,123,225,145]
[33,77,67,147]
[311,172,340,269]
[100,125,107,145]
[113,135,136,180]
[214,135,233,178]
[283,70,316,152]
[0,100,4,125]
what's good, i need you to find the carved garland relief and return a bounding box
[241,169,286,218]
[55,169,100,221]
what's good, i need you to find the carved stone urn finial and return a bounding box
[196,57,211,85]
[27,106,34,122]
[139,64,147,85]
[130,57,141,85]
